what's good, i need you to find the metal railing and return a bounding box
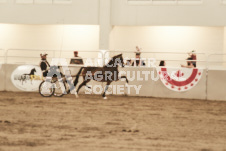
[1,48,226,70]
[0,49,4,63]
[104,50,207,68]
[5,49,104,66]
[207,53,226,70]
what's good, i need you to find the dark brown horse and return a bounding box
[74,54,128,99]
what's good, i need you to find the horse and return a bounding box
[73,54,129,99]
[21,68,36,85]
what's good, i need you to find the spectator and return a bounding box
[159,60,165,66]
[181,57,195,68]
[131,46,145,66]
[188,50,197,67]
[70,51,84,65]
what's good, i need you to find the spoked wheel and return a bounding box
[53,80,66,97]
[39,81,54,97]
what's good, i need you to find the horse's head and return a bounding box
[32,68,36,72]
[106,53,124,67]
[117,53,124,67]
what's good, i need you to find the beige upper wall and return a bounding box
[111,0,226,26]
[0,0,99,24]
[1,0,226,26]
[0,24,100,64]
[0,24,99,50]
[223,27,226,66]
[110,26,224,53]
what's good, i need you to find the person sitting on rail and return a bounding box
[188,50,197,67]
[131,46,145,66]
[70,51,84,65]
[181,57,195,68]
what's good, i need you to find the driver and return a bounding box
[39,53,50,78]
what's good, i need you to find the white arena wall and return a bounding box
[224,27,226,64]
[0,63,225,101]
[1,45,225,102]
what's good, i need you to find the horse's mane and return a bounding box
[104,54,122,67]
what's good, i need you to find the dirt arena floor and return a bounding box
[0,92,226,151]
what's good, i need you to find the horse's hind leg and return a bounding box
[119,76,129,83]
[102,81,112,99]
[118,76,129,95]
[76,80,90,98]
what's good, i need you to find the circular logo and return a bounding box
[11,65,42,91]
[156,67,203,92]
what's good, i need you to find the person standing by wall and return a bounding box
[70,51,84,65]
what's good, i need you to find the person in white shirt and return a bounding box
[70,51,84,65]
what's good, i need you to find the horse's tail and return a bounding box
[74,67,84,87]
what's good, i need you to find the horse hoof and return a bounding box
[125,83,129,88]
[103,97,107,100]
[75,92,79,98]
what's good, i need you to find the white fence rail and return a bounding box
[104,50,207,68]
[207,53,226,70]
[0,49,5,64]
[0,48,226,70]
[4,49,104,66]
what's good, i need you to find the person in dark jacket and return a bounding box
[39,53,50,77]
[39,53,63,79]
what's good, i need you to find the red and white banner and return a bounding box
[156,67,203,92]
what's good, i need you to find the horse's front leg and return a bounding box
[102,81,112,99]
[117,75,129,95]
